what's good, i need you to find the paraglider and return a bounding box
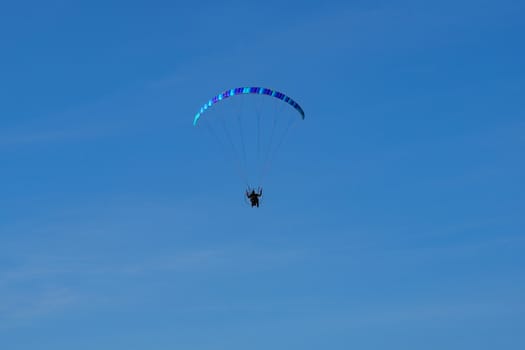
[246,187,263,208]
[193,87,305,207]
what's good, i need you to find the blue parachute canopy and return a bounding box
[193,87,305,126]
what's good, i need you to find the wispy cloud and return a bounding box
[0,128,96,147]
[0,244,306,326]
[0,286,78,327]
[0,249,223,284]
[1,245,305,282]
[349,300,525,327]
[0,118,123,149]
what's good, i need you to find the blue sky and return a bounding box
[1,0,524,349]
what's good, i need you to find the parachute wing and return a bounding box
[193,87,305,126]
[193,86,305,189]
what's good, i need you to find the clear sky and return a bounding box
[1,1,524,349]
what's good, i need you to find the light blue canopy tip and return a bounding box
[193,87,305,126]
